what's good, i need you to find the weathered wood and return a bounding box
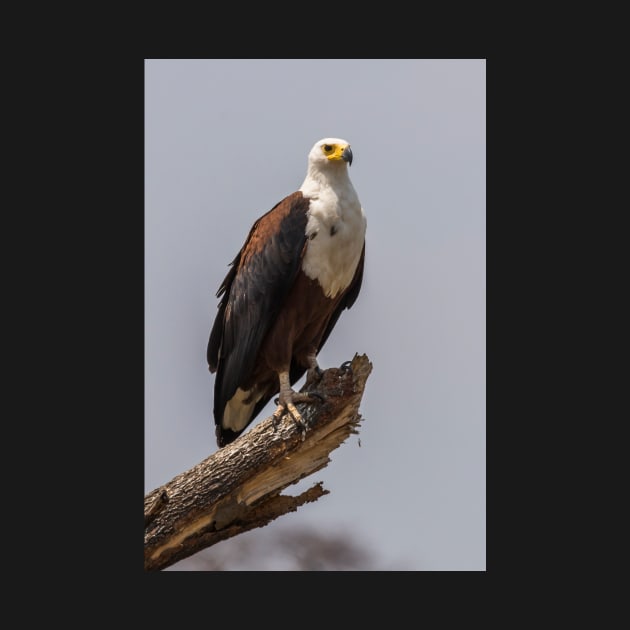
[144,353,373,571]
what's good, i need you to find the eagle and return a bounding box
[207,137,367,447]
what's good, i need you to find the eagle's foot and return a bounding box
[272,390,322,441]
[273,390,324,405]
[272,398,307,440]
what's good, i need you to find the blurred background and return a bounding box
[145,59,486,571]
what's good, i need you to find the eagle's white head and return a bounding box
[306,137,354,170]
[301,138,355,195]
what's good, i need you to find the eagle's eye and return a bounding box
[323,144,333,152]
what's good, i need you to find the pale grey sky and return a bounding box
[145,58,486,571]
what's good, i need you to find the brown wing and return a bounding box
[208,191,310,428]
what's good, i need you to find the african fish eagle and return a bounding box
[207,137,366,447]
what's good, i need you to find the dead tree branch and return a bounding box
[144,353,373,571]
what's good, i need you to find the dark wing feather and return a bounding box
[208,192,310,423]
[207,252,239,372]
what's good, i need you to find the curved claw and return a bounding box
[307,391,325,403]
[339,360,353,372]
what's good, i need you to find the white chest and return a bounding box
[301,189,366,298]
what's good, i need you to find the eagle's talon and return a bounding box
[340,360,353,372]
[291,414,308,441]
[306,391,325,403]
[271,412,281,431]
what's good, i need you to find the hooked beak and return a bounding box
[342,145,353,166]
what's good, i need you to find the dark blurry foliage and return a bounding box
[165,524,381,571]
